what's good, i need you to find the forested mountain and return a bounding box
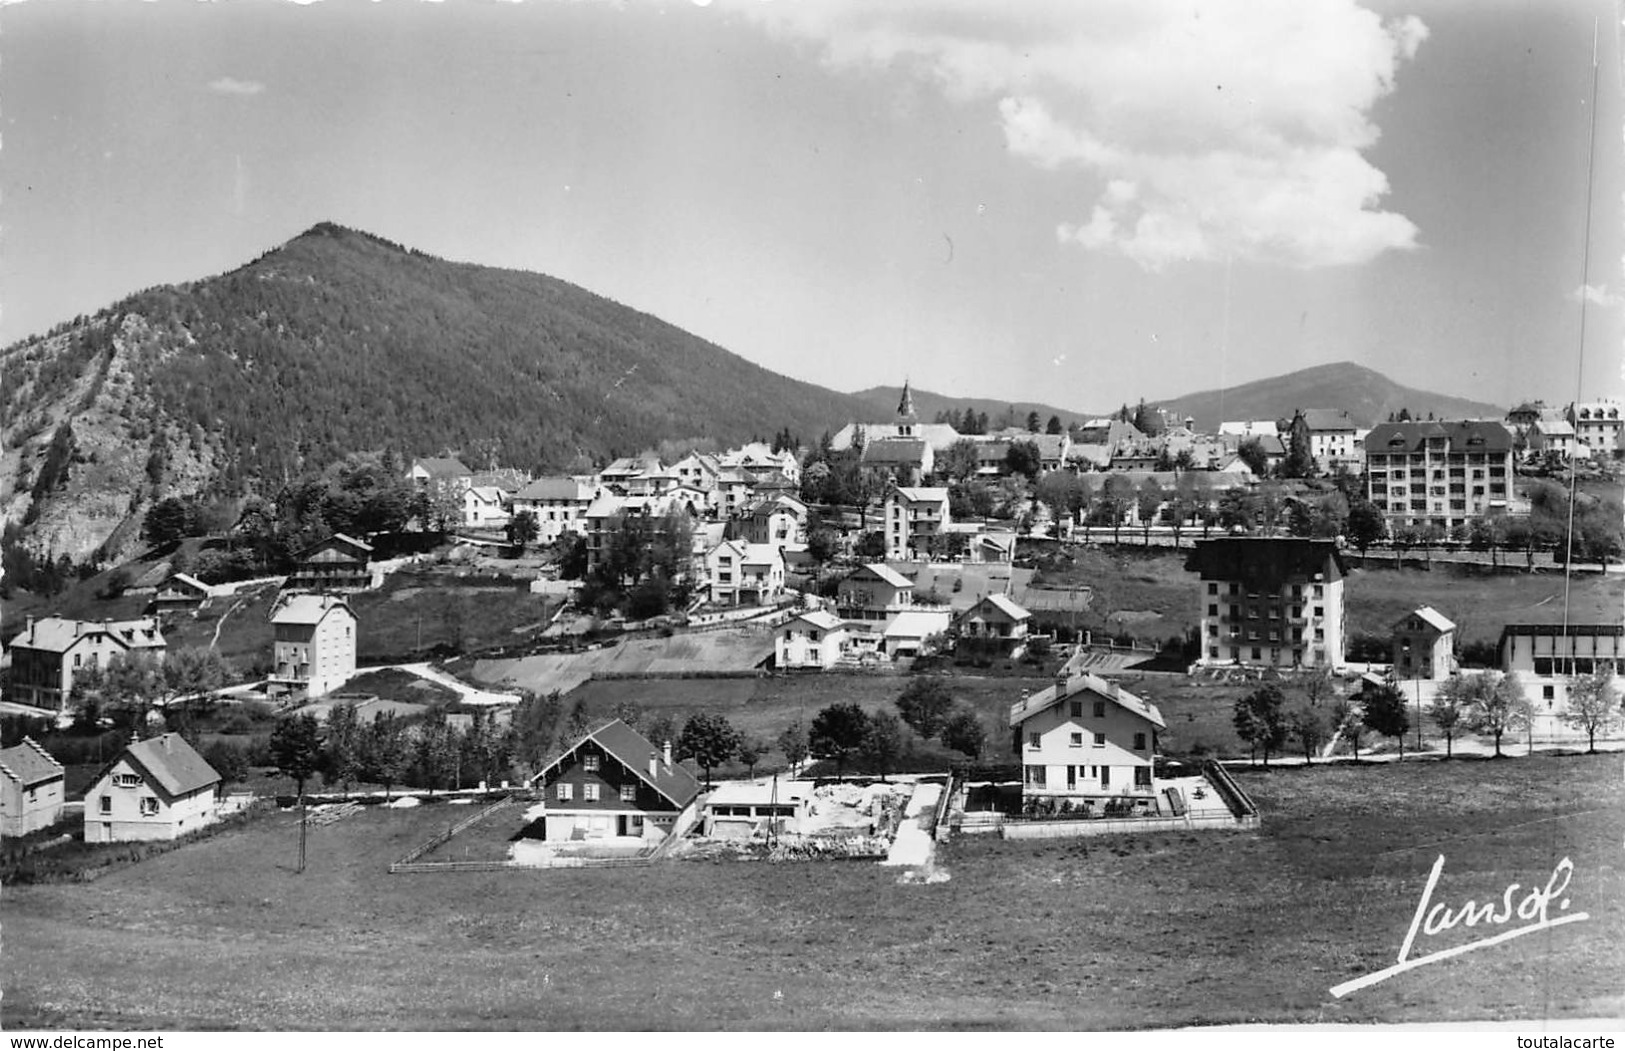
[0,223,876,564]
[1155,361,1504,432]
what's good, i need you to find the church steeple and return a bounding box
[896,379,917,437]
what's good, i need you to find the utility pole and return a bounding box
[297,793,307,875]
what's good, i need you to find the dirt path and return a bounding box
[881,782,941,868]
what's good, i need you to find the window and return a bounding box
[1312,586,1323,599]
[1133,733,1147,751]
[1027,733,1041,749]
[1208,604,1218,617]
[1093,732,1106,747]
[1069,701,1083,718]
[139,796,159,816]
[1208,647,1219,658]
[1313,606,1324,618]
[1023,765,1047,788]
[99,795,111,815]
[1134,767,1152,788]
[583,783,599,802]
[1542,685,1555,701]
[1069,732,1083,747]
[1092,701,1106,718]
[1251,648,1262,660]
[1207,583,1218,595]
[583,755,600,773]
[113,772,141,788]
[620,784,637,802]
[557,783,573,802]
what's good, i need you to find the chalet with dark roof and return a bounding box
[0,738,65,836]
[527,719,700,842]
[151,572,213,617]
[284,533,374,593]
[1187,538,1347,669]
[84,733,220,843]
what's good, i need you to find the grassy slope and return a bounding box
[6,755,1619,1029]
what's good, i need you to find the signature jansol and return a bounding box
[1330,854,1590,998]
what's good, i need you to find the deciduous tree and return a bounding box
[1563,671,1620,753]
[270,713,324,800]
[1469,672,1530,757]
[677,712,741,787]
[895,676,955,740]
[1361,681,1411,760]
[776,719,809,774]
[940,709,987,759]
[810,702,869,781]
[860,711,904,781]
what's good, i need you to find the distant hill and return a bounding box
[850,386,1095,430]
[0,222,878,564]
[1154,362,1505,432]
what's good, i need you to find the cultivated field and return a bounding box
[5,755,1618,1029]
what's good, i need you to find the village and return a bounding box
[2,385,1620,882]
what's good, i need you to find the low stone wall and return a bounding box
[1002,811,1257,840]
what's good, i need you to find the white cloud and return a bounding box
[745,0,1427,270]
[1570,283,1623,307]
[208,77,266,97]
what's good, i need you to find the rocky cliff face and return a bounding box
[2,313,222,567]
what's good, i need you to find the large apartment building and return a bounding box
[1187,538,1347,670]
[884,485,951,561]
[1363,420,1514,531]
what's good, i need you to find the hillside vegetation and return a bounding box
[0,223,875,564]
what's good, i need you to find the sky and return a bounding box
[4,0,1623,414]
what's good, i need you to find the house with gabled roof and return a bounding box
[732,494,807,547]
[528,719,701,842]
[1010,671,1165,806]
[407,456,473,490]
[84,733,220,843]
[954,594,1033,655]
[599,456,662,491]
[269,595,357,700]
[670,452,724,492]
[775,609,851,670]
[0,738,65,836]
[704,540,786,607]
[511,476,597,544]
[284,533,374,593]
[1392,606,1456,681]
[836,563,916,623]
[5,616,167,711]
[462,484,511,529]
[152,572,214,617]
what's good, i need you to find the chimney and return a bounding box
[663,740,672,768]
[25,616,34,637]
[1055,670,1069,693]
[648,752,659,779]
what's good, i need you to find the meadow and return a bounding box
[4,754,1618,1029]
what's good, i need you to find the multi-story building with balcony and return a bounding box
[1187,538,1347,669]
[1363,420,1514,531]
[1009,670,1165,807]
[884,485,951,561]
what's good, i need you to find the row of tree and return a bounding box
[1231,668,1621,764]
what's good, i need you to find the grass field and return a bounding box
[5,754,1619,1029]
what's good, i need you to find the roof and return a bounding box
[470,468,531,492]
[1364,420,1513,455]
[466,485,505,504]
[861,438,929,465]
[1498,623,1625,642]
[1030,434,1069,459]
[413,456,472,479]
[1008,671,1166,731]
[1219,421,1279,437]
[1066,443,1111,466]
[303,533,374,557]
[7,617,165,654]
[536,719,699,809]
[846,563,913,589]
[271,594,354,626]
[959,593,1031,622]
[117,733,220,798]
[830,422,963,452]
[163,573,212,595]
[1398,606,1457,634]
[514,476,592,502]
[892,485,949,503]
[0,737,64,788]
[704,779,815,808]
[780,609,846,633]
[603,456,661,475]
[1185,538,1347,589]
[883,609,952,639]
[1301,409,1358,432]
